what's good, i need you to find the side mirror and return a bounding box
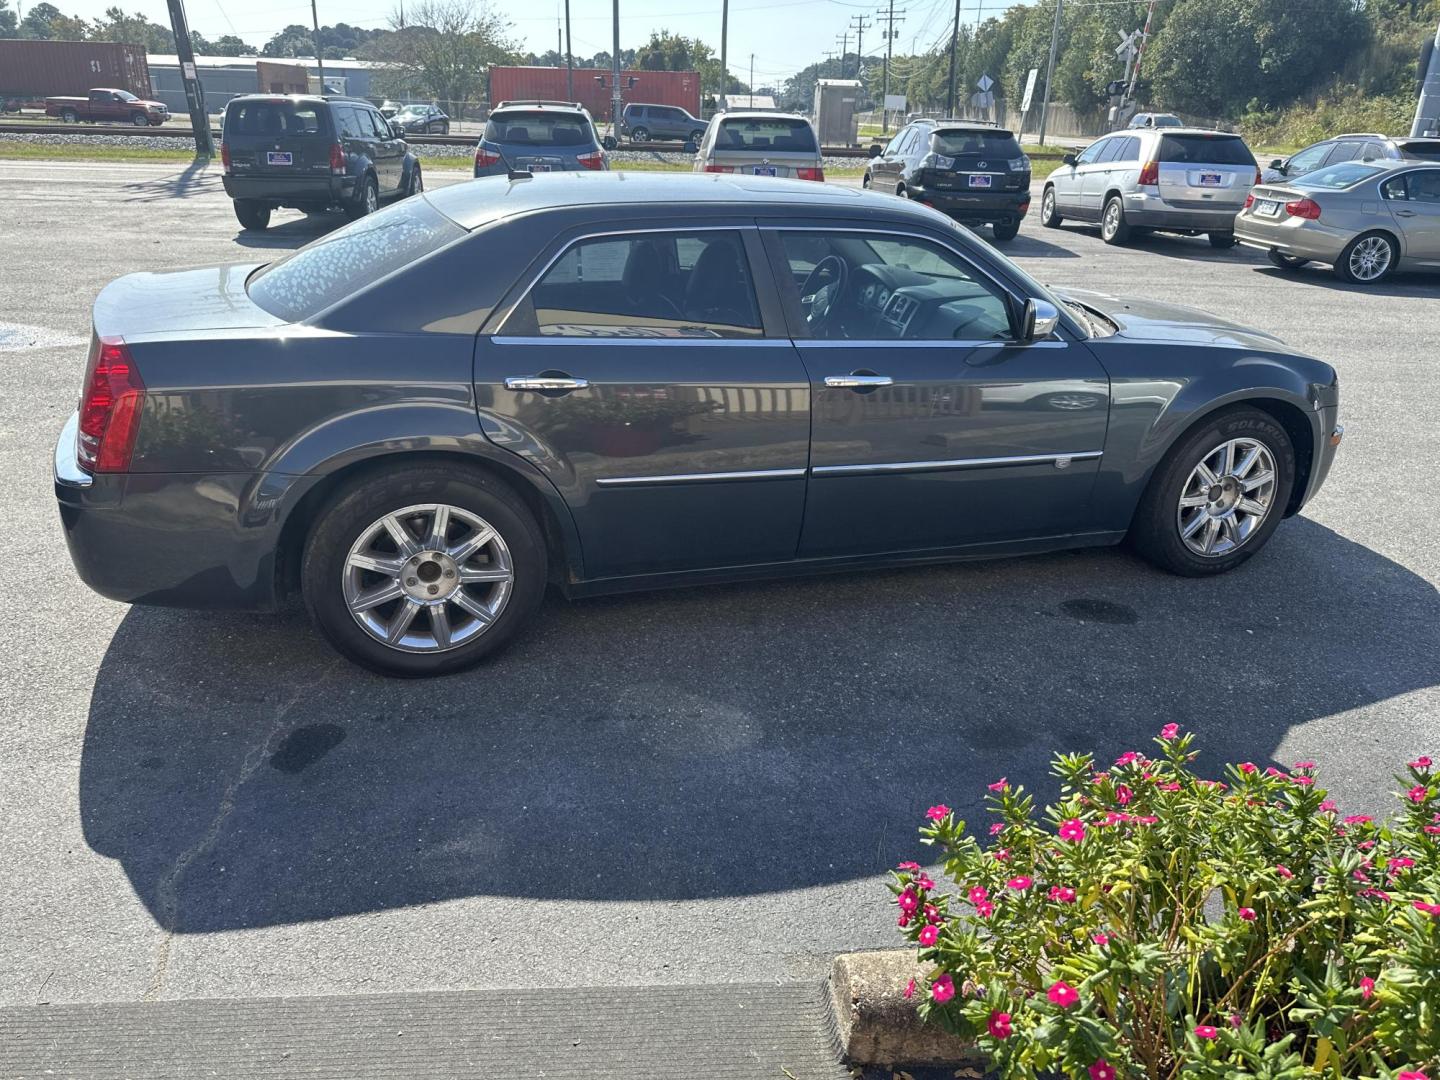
[1268,158,1285,172]
[601,134,618,150]
[867,143,883,158]
[683,138,699,154]
[1018,298,1060,343]
[1062,152,1077,167]
[390,121,404,138]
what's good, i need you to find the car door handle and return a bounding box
[825,374,893,388]
[1393,208,1417,217]
[504,375,590,391]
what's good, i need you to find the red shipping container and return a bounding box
[0,39,152,106]
[488,66,701,123]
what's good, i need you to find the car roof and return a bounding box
[225,94,366,108]
[492,101,589,115]
[1128,127,1244,137]
[423,171,942,231]
[715,110,809,122]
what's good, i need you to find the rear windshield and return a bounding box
[1396,140,1440,159]
[247,198,464,321]
[716,117,817,153]
[225,99,327,138]
[1157,134,1255,166]
[1294,162,1385,190]
[485,111,595,146]
[932,129,1022,157]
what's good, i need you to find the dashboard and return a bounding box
[847,263,1012,342]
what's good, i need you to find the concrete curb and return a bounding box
[827,951,982,1068]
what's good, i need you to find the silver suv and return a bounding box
[1040,128,1259,247]
[1261,133,1440,184]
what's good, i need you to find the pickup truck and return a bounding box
[45,88,169,126]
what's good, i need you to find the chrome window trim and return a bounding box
[811,451,1103,477]
[596,467,806,486]
[492,335,792,347]
[795,338,1068,349]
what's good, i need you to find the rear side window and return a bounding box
[716,117,817,153]
[336,106,364,139]
[931,129,1022,158]
[1158,134,1255,166]
[226,100,327,138]
[485,111,595,147]
[247,199,465,321]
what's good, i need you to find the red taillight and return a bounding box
[704,165,735,173]
[474,146,500,169]
[796,167,825,182]
[1285,197,1321,220]
[1018,198,1031,215]
[76,336,145,473]
[220,140,232,174]
[576,149,605,170]
[328,142,345,175]
[1254,167,1263,186]
[1243,193,1254,210]
[1137,160,1159,186]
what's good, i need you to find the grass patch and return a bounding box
[0,140,204,164]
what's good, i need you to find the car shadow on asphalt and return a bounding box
[1248,265,1439,297]
[231,214,346,249]
[988,233,1080,259]
[78,518,1439,932]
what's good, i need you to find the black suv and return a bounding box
[619,102,706,144]
[864,120,1032,241]
[220,95,423,231]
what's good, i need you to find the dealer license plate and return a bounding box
[1199,171,1223,186]
[968,174,993,188]
[266,152,293,166]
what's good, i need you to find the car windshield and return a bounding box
[716,117,817,153]
[1157,134,1255,165]
[114,90,137,102]
[1294,162,1386,189]
[247,198,465,321]
[485,111,594,146]
[931,129,1021,157]
[396,106,425,117]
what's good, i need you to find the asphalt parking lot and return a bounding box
[0,159,1436,1010]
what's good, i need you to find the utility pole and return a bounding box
[611,0,622,127]
[878,0,905,133]
[1037,0,1062,145]
[163,0,213,156]
[1413,15,1440,136]
[850,14,871,84]
[564,0,574,100]
[310,0,325,94]
[944,0,959,118]
[719,0,729,110]
[749,53,754,100]
[835,31,849,79]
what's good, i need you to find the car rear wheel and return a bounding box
[1128,406,1295,577]
[992,221,1020,242]
[1100,196,1131,244]
[1208,231,1237,249]
[346,174,379,220]
[61,109,78,123]
[1335,231,1397,284]
[1266,250,1309,270]
[233,199,271,231]
[630,126,650,142]
[302,465,547,677]
[1039,186,1062,228]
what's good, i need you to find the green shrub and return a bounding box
[892,729,1439,1080]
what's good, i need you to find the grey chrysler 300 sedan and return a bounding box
[55,173,1343,676]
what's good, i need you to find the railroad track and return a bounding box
[0,121,878,157]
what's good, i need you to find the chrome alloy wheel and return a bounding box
[343,503,513,653]
[1102,200,1122,238]
[1348,235,1392,281]
[1175,438,1277,557]
[1042,188,1055,219]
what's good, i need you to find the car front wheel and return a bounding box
[1040,186,1062,228]
[302,465,547,676]
[131,112,148,126]
[1128,406,1295,577]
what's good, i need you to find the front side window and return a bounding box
[508,231,763,339]
[1076,140,1108,165]
[1286,143,1331,175]
[776,231,1013,343]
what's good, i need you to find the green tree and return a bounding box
[18,1,62,37]
[0,0,18,38]
[633,29,693,71]
[210,34,257,55]
[367,0,517,108]
[91,7,174,52]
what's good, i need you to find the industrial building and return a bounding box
[146,54,390,114]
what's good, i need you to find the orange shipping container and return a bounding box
[488,66,701,123]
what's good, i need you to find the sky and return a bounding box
[33,0,1021,87]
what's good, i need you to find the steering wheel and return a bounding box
[799,255,849,332]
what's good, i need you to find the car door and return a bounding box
[1388,168,1440,261]
[474,224,812,579]
[870,127,907,191]
[1051,139,1102,213]
[1080,137,1124,216]
[763,226,1110,558]
[364,107,404,191]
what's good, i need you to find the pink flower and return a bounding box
[1426,825,1440,836]
[1344,814,1372,824]
[1275,865,1294,880]
[1360,888,1392,902]
[1194,1025,1219,1040]
[897,913,911,927]
[993,848,1011,862]
[1115,751,1140,766]
[897,861,921,872]
[1047,980,1079,1008]
[1238,907,1257,921]
[1413,900,1440,916]
[1058,819,1086,843]
[1238,762,1257,774]
[1388,857,1415,872]
[918,924,940,947]
[1116,785,1133,805]
[974,900,994,918]
[988,1011,1012,1040]
[1292,776,1315,786]
[898,888,919,913]
[926,804,951,821]
[1133,814,1158,825]
[915,874,935,891]
[968,885,988,904]
[1089,1060,1115,1080]
[1320,800,1337,812]
[1396,1072,1429,1080]
[1265,766,1284,777]
[1092,932,1110,945]
[1409,785,1429,804]
[1048,885,1077,904]
[1007,876,1034,891]
[1293,761,1315,770]
[930,973,955,1003]
[1158,782,1182,792]
[989,822,1005,835]
[1360,976,1375,1000]
[903,978,916,999]
[1228,1013,1242,1029]
[924,903,940,922]
[987,778,1008,792]
[1410,756,1433,770]
[1160,723,1180,740]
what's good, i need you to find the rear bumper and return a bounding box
[1122,192,1244,232]
[222,174,352,205]
[1234,216,1351,263]
[909,185,1031,223]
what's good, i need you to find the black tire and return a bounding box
[233,199,271,231]
[630,126,650,142]
[131,112,148,126]
[689,129,705,143]
[992,220,1020,242]
[1100,195,1131,245]
[61,109,78,123]
[346,174,379,220]
[1266,250,1309,270]
[1208,231,1237,249]
[1333,230,1398,285]
[1128,406,1296,577]
[1039,185,1062,228]
[406,163,423,197]
[861,173,871,189]
[301,464,547,677]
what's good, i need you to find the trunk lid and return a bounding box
[93,264,284,340]
[223,98,334,178]
[1153,132,1257,210]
